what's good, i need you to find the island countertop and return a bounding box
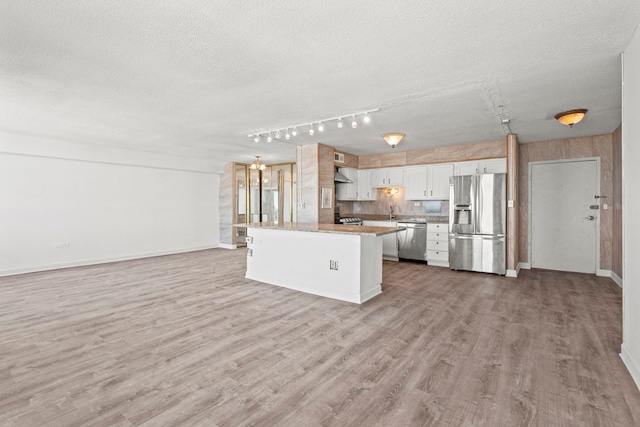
[234,222,402,236]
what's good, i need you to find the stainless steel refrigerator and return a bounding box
[449,173,506,275]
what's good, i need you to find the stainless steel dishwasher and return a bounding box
[397,221,428,262]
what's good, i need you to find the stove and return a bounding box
[338,217,363,226]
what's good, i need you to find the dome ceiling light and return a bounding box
[555,109,588,127]
[382,133,405,148]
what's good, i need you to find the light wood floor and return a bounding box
[1,249,639,426]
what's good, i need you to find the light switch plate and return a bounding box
[507,200,514,208]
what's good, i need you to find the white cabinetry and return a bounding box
[405,164,453,200]
[426,223,449,267]
[428,163,453,199]
[454,158,507,176]
[404,166,428,200]
[481,158,507,174]
[357,169,377,201]
[371,167,404,187]
[336,168,377,201]
[335,167,358,201]
[362,220,399,261]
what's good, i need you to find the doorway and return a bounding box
[529,158,600,274]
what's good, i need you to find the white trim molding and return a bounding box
[218,243,238,250]
[621,344,640,392]
[518,262,531,270]
[611,271,623,288]
[0,245,219,277]
[506,269,518,278]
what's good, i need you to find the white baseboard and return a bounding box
[621,344,640,392]
[596,269,612,277]
[518,262,531,270]
[218,243,238,249]
[506,269,518,278]
[611,271,623,288]
[0,245,219,277]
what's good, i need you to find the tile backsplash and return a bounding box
[338,187,449,217]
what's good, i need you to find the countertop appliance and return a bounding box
[397,219,427,262]
[449,173,506,275]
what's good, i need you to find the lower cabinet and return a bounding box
[427,223,449,267]
[362,221,399,261]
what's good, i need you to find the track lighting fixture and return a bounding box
[246,108,379,143]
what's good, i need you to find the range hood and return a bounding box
[334,168,352,183]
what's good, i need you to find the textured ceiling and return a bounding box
[1,1,639,172]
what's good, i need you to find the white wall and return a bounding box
[0,139,220,276]
[621,26,640,390]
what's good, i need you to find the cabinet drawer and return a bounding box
[427,240,448,251]
[427,223,449,232]
[427,250,449,261]
[427,231,448,242]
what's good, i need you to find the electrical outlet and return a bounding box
[329,260,339,270]
[603,203,609,210]
[54,242,70,248]
[247,249,253,257]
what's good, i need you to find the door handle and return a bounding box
[585,215,596,221]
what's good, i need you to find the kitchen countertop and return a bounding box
[234,222,402,236]
[359,215,449,223]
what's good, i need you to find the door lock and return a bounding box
[584,215,596,221]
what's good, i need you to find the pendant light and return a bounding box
[250,156,266,171]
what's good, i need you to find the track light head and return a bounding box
[254,135,260,143]
[318,122,324,132]
[351,116,358,129]
[292,127,298,136]
[337,118,344,129]
[267,132,272,143]
[363,113,371,123]
[309,125,315,136]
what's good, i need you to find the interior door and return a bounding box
[530,160,598,273]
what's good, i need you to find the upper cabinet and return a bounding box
[335,167,358,200]
[453,158,507,175]
[371,167,404,188]
[336,168,377,201]
[428,163,454,199]
[405,164,453,200]
[404,166,428,200]
[357,169,377,201]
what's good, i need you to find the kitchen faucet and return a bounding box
[389,205,396,220]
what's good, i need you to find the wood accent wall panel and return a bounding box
[318,144,335,224]
[359,139,506,169]
[335,151,358,168]
[517,134,614,271]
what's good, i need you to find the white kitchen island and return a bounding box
[235,222,402,304]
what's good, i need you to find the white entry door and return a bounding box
[530,159,599,273]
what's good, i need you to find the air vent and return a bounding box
[334,152,345,163]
